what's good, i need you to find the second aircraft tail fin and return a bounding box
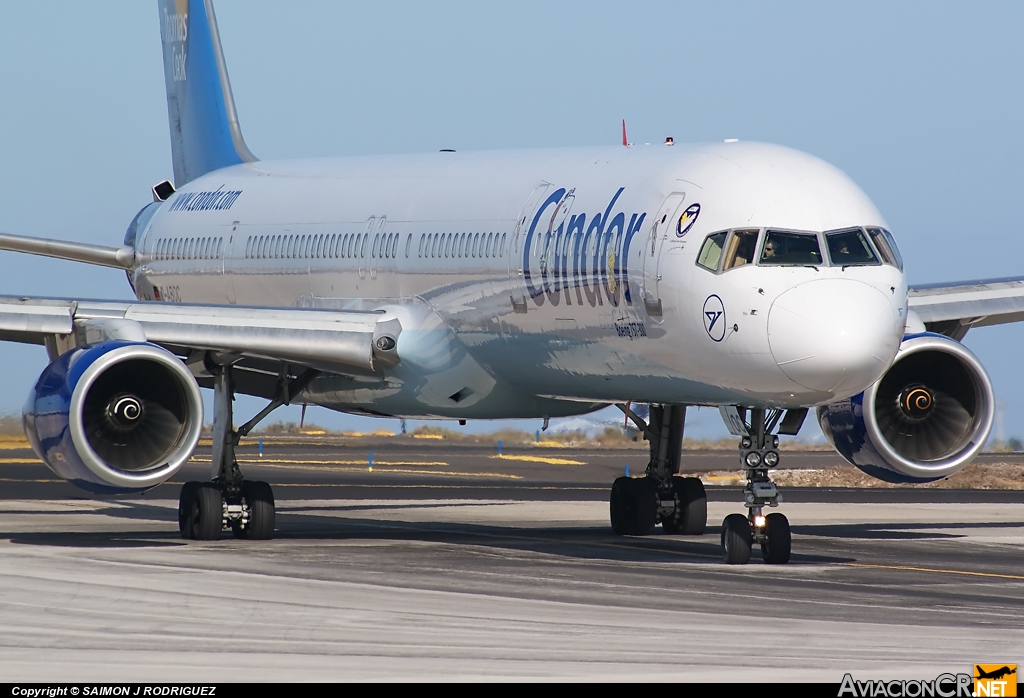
[158,0,256,187]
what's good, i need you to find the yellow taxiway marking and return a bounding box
[846,562,1024,581]
[190,457,448,467]
[189,458,519,479]
[0,458,42,464]
[489,454,585,466]
[706,475,742,482]
[0,442,31,450]
[0,477,61,483]
[269,468,521,479]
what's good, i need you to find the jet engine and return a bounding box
[817,333,993,483]
[23,341,203,494]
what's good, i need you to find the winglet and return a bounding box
[159,0,257,187]
[622,119,628,147]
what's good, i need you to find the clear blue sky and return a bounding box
[0,1,1022,440]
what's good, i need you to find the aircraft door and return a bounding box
[224,223,238,304]
[641,192,686,320]
[357,217,374,279]
[368,217,386,280]
[508,183,552,313]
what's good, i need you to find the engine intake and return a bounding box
[817,333,993,483]
[23,341,203,493]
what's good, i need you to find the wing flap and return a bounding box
[0,297,399,373]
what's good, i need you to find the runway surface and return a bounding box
[0,437,1022,681]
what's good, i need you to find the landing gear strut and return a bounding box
[178,362,318,541]
[609,404,707,536]
[721,407,791,564]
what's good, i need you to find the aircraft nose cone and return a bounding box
[768,279,900,394]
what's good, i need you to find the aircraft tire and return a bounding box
[672,477,707,536]
[610,477,657,536]
[721,513,752,564]
[178,481,200,539]
[190,483,223,541]
[760,512,791,564]
[236,480,276,540]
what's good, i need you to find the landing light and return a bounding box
[763,451,780,467]
[745,451,762,468]
[753,515,766,528]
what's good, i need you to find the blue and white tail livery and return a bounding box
[159,0,256,186]
[0,0,1021,558]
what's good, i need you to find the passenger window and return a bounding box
[760,231,823,266]
[696,232,728,272]
[722,229,759,270]
[825,228,878,266]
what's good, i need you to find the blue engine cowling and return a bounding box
[817,333,994,483]
[22,341,204,494]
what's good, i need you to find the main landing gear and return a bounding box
[178,362,318,541]
[720,407,791,565]
[609,404,707,537]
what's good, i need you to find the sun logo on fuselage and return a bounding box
[677,203,701,237]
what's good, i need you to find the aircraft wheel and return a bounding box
[761,512,791,564]
[610,476,657,536]
[721,513,752,564]
[234,481,276,540]
[178,481,200,539]
[670,476,707,535]
[189,483,224,541]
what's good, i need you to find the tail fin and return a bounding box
[159,0,256,186]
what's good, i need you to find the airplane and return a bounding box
[1,0,1022,564]
[975,667,1016,681]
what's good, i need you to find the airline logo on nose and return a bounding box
[703,294,726,342]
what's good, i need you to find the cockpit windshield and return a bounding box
[866,227,903,270]
[697,231,728,271]
[722,229,759,270]
[759,230,822,266]
[825,228,879,267]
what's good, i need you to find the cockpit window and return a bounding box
[696,231,728,272]
[866,227,904,270]
[722,229,759,270]
[759,230,822,266]
[865,227,898,267]
[825,228,879,266]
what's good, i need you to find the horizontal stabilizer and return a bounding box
[0,232,135,270]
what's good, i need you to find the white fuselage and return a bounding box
[133,141,907,419]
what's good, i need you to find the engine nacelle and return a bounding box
[817,333,994,483]
[23,341,203,494]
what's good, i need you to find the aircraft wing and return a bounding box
[0,296,402,375]
[908,276,1024,339]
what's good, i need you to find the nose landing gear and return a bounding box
[610,404,708,537]
[721,407,791,564]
